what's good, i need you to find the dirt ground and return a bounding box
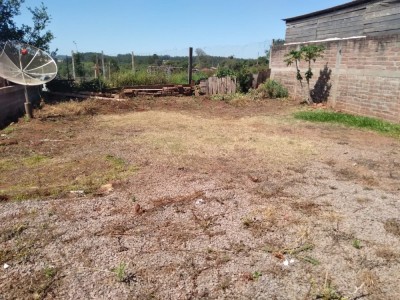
[1,96,399,300]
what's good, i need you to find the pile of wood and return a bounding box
[121,84,193,97]
[49,84,194,100]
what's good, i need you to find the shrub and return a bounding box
[108,70,168,87]
[216,67,235,78]
[77,78,108,92]
[255,80,288,99]
[236,70,253,93]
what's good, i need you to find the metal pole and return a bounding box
[188,47,193,85]
[23,85,33,119]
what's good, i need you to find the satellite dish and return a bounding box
[0,40,58,118]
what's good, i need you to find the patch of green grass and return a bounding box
[43,266,57,279]
[252,271,262,280]
[24,154,48,166]
[1,154,138,201]
[105,154,126,170]
[352,239,362,249]
[112,262,127,282]
[0,158,16,172]
[1,126,15,134]
[294,110,400,137]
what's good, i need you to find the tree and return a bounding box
[0,0,54,52]
[195,48,211,68]
[284,44,325,104]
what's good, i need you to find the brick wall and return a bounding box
[270,34,400,123]
[0,85,40,128]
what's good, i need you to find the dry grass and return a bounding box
[1,97,400,299]
[384,219,400,237]
[97,111,314,167]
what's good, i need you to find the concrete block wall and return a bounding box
[270,34,400,123]
[0,85,40,128]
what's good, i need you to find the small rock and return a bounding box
[283,260,289,266]
[97,183,114,195]
[134,203,144,215]
[3,263,10,269]
[248,174,261,183]
[195,199,205,205]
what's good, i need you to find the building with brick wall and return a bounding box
[270,0,400,123]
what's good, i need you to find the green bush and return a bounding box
[108,70,168,87]
[216,67,235,78]
[257,79,288,99]
[77,78,108,92]
[236,70,253,93]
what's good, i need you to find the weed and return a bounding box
[301,256,320,266]
[2,126,15,134]
[43,266,57,278]
[352,239,362,249]
[211,93,246,102]
[314,275,347,300]
[1,223,28,242]
[105,154,126,170]
[251,79,289,99]
[241,217,254,228]
[252,271,262,280]
[112,262,127,282]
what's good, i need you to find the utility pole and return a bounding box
[188,47,193,85]
[71,50,76,80]
[66,55,70,80]
[95,54,98,78]
[101,51,105,77]
[108,61,111,79]
[131,51,135,74]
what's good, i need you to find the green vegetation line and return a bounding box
[294,110,400,137]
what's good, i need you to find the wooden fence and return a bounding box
[199,76,236,95]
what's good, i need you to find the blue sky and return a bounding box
[15,0,349,58]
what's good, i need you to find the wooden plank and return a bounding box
[317,16,363,28]
[317,25,364,35]
[287,6,366,26]
[364,18,400,30]
[316,11,365,26]
[366,1,400,13]
[366,28,400,35]
[364,12,400,24]
[317,22,364,32]
[365,6,400,18]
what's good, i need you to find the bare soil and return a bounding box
[1,96,399,300]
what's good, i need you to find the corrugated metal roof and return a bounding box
[283,0,375,22]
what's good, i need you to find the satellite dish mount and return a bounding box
[0,41,58,119]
